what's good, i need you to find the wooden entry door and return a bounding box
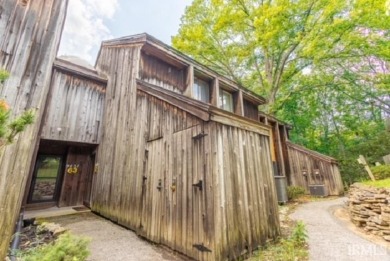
[59,147,94,207]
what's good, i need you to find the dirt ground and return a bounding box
[46,213,187,261]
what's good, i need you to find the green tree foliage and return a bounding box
[173,0,389,113]
[173,0,390,185]
[0,69,35,149]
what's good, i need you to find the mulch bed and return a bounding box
[18,221,57,251]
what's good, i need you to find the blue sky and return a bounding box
[58,0,192,65]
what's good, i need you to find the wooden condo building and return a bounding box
[23,34,342,260]
[0,2,342,260]
[33,35,281,260]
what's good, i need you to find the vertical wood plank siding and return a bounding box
[243,100,259,121]
[140,52,186,93]
[286,142,344,195]
[92,45,142,224]
[0,1,68,258]
[91,43,279,259]
[40,69,105,143]
[211,123,280,260]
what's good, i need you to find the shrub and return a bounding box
[371,165,390,180]
[21,232,90,261]
[290,221,307,247]
[287,186,306,200]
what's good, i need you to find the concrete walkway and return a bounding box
[48,213,185,261]
[290,197,390,261]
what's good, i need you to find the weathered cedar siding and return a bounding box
[40,68,105,144]
[243,100,259,121]
[92,45,143,224]
[210,123,279,260]
[0,1,68,258]
[140,52,186,93]
[91,42,279,260]
[286,142,344,196]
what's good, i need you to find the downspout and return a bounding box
[9,208,24,261]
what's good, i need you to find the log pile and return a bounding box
[347,184,390,242]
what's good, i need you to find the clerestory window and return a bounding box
[219,89,234,112]
[193,77,210,103]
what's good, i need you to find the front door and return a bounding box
[59,146,94,207]
[28,155,64,203]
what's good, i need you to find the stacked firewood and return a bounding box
[347,184,390,242]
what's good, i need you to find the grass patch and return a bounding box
[360,178,390,188]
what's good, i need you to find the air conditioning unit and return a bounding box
[309,185,328,197]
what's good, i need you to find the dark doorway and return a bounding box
[25,140,97,209]
[28,155,64,203]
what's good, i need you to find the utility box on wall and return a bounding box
[309,185,328,197]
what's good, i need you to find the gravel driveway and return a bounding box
[48,213,186,261]
[290,197,390,261]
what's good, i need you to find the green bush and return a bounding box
[21,232,90,261]
[371,165,390,180]
[287,186,306,200]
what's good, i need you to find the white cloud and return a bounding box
[58,0,119,64]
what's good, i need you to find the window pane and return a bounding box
[31,156,61,202]
[193,78,210,103]
[219,90,234,112]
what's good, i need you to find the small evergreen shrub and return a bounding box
[21,232,90,261]
[371,165,390,180]
[287,186,306,200]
